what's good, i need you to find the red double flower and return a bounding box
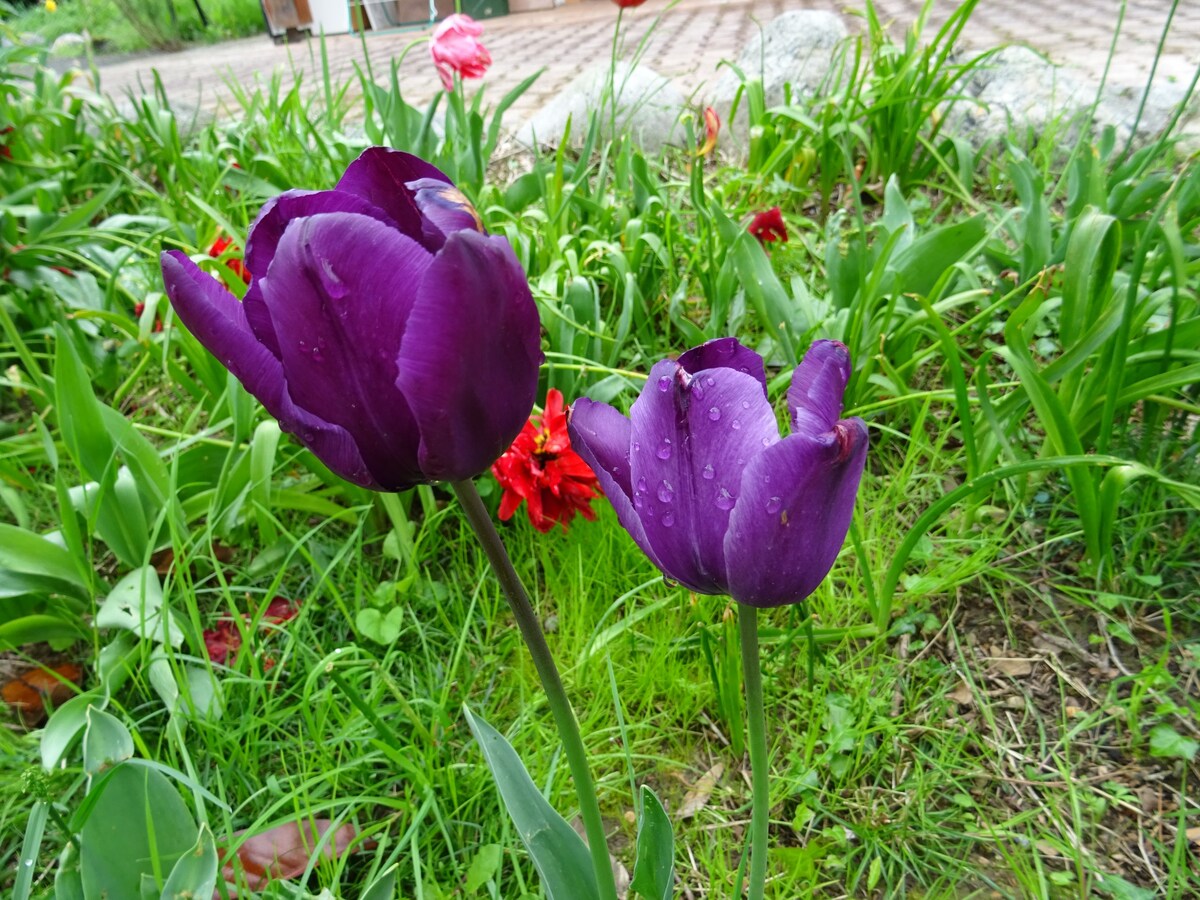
[492,389,601,533]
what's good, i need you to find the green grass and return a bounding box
[1,0,1199,896]
[0,0,265,54]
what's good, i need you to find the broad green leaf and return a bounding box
[96,566,183,648]
[54,327,116,485]
[80,763,199,900]
[359,865,399,900]
[54,842,85,900]
[889,215,987,299]
[83,706,134,774]
[148,650,222,720]
[42,691,101,769]
[464,707,600,900]
[0,614,87,648]
[1148,724,1198,761]
[160,822,218,900]
[464,844,503,894]
[0,524,89,602]
[629,786,674,900]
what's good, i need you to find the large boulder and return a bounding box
[706,10,848,138]
[943,45,1200,151]
[512,61,686,153]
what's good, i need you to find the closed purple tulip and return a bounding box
[568,339,867,608]
[161,147,542,491]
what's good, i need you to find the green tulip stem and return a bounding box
[739,603,770,900]
[452,480,618,900]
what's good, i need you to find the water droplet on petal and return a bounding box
[762,437,771,447]
[731,420,741,430]
[303,432,315,442]
[702,464,715,480]
[741,400,751,410]
[657,375,671,392]
[634,492,644,509]
[637,476,647,492]
[633,441,641,452]
[766,496,782,514]
[657,480,674,503]
[708,406,721,421]
[662,511,675,527]
[656,438,672,460]
[705,376,716,386]
[691,382,705,400]
[715,487,735,511]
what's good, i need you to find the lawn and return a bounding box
[1,1,1198,898]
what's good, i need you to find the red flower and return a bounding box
[0,125,13,160]
[133,301,164,332]
[492,389,601,533]
[697,106,720,157]
[202,597,300,666]
[748,207,788,246]
[207,235,251,285]
[611,0,647,6]
[430,14,492,92]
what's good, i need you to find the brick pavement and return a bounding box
[91,0,1197,126]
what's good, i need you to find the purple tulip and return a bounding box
[568,339,867,607]
[161,147,542,491]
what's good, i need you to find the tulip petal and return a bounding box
[241,280,280,358]
[568,398,669,570]
[335,148,453,252]
[161,250,377,488]
[260,213,435,490]
[628,359,779,594]
[406,177,485,238]
[789,340,853,436]
[396,230,542,482]
[245,189,396,278]
[724,418,868,607]
[677,337,768,398]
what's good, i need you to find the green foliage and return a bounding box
[1,1,1198,897]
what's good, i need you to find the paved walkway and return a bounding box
[92,0,1198,125]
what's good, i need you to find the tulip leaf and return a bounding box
[463,707,601,900]
[82,706,134,774]
[79,763,199,899]
[160,822,218,900]
[630,786,675,900]
[96,566,184,648]
[41,691,101,770]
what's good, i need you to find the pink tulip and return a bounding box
[430,14,493,92]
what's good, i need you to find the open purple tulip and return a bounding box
[568,338,868,608]
[161,147,542,491]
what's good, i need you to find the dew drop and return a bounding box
[691,382,705,400]
[741,400,751,410]
[303,432,315,442]
[731,419,741,431]
[762,437,771,447]
[633,441,641,452]
[705,376,716,386]
[634,492,644,509]
[657,375,671,392]
[708,406,721,421]
[656,438,673,460]
[637,476,647,493]
[701,464,715,480]
[715,487,735,510]
[657,480,674,503]
[766,496,783,514]
[662,511,675,527]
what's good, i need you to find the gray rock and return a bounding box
[944,45,1200,151]
[706,10,847,138]
[513,61,685,153]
